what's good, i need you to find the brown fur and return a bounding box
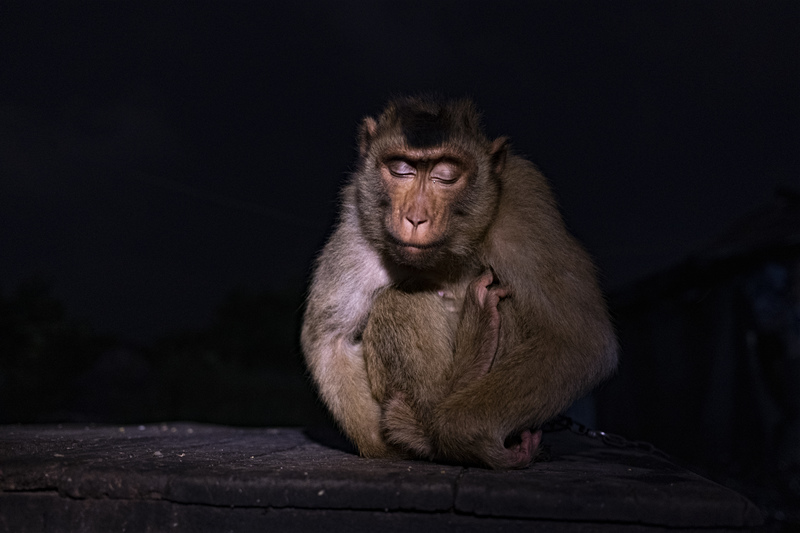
[362,287,456,459]
[301,96,618,469]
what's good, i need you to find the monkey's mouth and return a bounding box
[385,232,444,252]
[383,231,450,267]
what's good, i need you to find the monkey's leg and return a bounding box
[363,288,455,459]
[322,336,392,458]
[381,392,436,459]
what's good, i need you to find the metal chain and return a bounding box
[543,415,672,460]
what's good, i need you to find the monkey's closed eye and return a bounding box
[431,162,459,184]
[387,160,416,178]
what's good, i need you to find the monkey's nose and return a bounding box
[406,216,428,229]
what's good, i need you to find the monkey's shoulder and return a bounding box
[497,155,557,211]
[319,218,388,283]
[305,219,391,337]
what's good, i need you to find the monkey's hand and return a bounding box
[452,270,509,389]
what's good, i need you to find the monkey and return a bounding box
[301,96,618,469]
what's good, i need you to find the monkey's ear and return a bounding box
[489,136,509,176]
[358,117,379,158]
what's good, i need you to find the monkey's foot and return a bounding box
[503,428,543,469]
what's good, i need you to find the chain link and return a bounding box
[543,415,672,459]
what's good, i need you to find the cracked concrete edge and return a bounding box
[0,423,764,528]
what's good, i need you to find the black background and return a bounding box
[2,1,796,343]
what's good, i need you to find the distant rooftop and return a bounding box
[614,186,800,306]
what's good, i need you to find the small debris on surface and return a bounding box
[0,424,764,532]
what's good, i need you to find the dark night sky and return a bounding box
[1,1,798,344]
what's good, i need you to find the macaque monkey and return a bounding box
[301,96,617,469]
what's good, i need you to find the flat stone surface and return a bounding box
[0,423,762,532]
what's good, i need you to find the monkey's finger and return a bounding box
[472,270,495,289]
[485,287,510,311]
[490,287,510,299]
[468,271,496,307]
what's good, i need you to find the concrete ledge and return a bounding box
[0,423,762,532]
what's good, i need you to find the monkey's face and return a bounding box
[354,97,507,272]
[378,149,474,268]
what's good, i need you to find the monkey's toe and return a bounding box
[502,428,542,469]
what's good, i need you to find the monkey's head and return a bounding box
[354,96,508,272]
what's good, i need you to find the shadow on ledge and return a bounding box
[303,424,358,455]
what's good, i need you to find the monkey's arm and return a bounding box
[301,204,392,457]
[487,160,619,421]
[434,159,619,469]
[447,271,508,393]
